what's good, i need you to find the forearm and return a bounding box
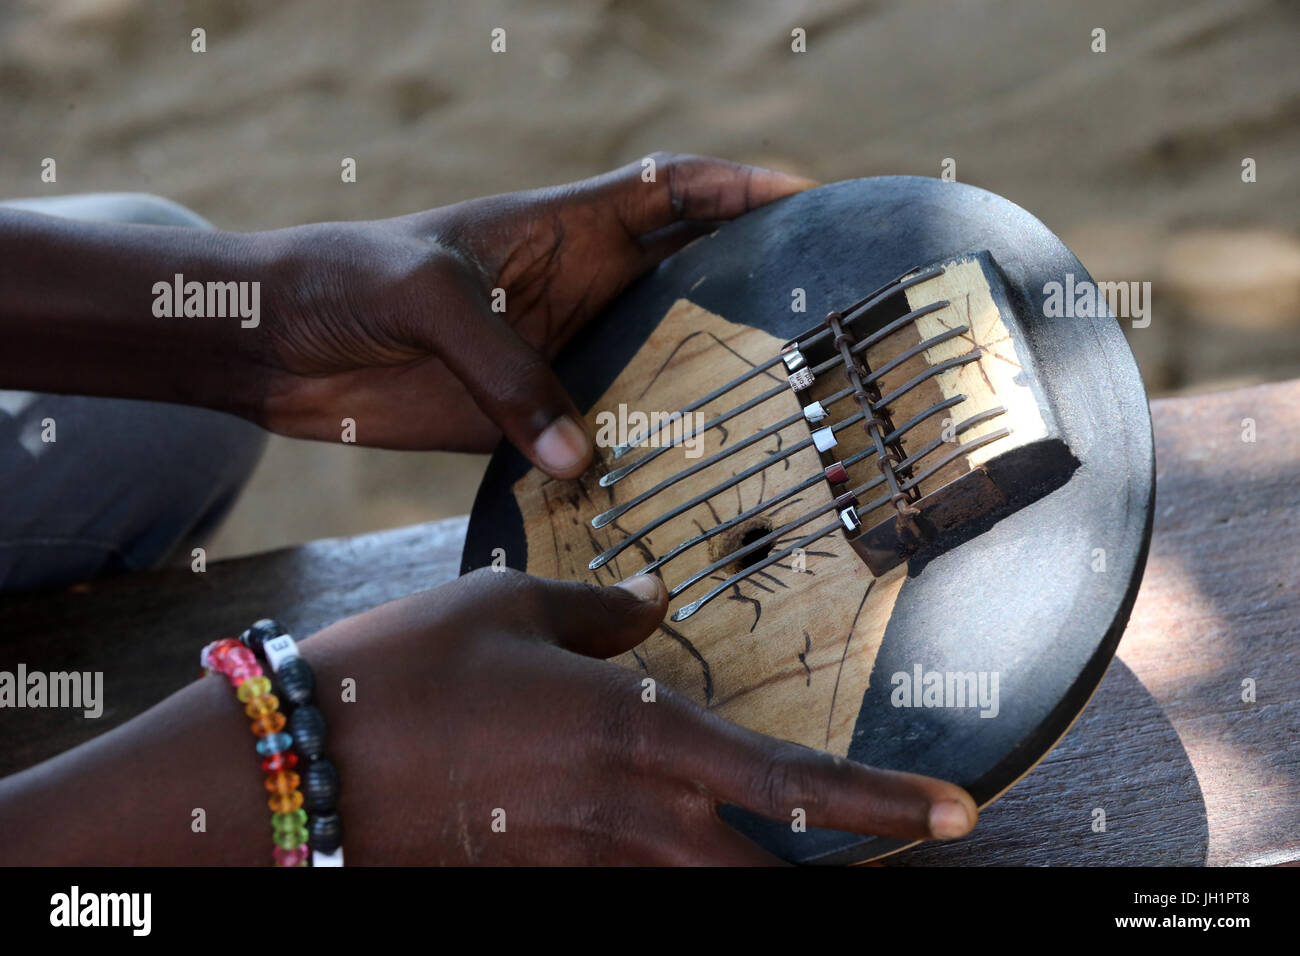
[0,613,379,865]
[0,673,272,865]
[0,208,275,417]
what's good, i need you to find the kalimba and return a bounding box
[462,176,1154,864]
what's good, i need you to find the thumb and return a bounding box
[440,309,592,480]
[521,573,669,659]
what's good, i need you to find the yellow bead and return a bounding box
[265,771,301,795]
[244,693,279,719]
[267,790,304,814]
[237,676,271,702]
[251,711,286,736]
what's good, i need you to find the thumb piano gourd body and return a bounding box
[463,176,1154,865]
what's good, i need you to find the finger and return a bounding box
[430,256,592,478]
[452,568,667,659]
[600,152,818,238]
[648,694,978,843]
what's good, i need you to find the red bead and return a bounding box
[228,646,257,668]
[211,639,241,663]
[825,462,848,485]
[229,663,262,684]
[261,752,299,773]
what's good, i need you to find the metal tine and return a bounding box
[666,408,1004,600]
[883,407,1008,487]
[608,267,920,460]
[670,491,887,606]
[633,394,967,577]
[600,298,954,488]
[867,323,969,386]
[602,379,795,487]
[589,409,865,569]
[900,425,1011,491]
[592,391,853,531]
[609,353,785,462]
[876,349,981,409]
[671,425,1014,622]
[609,266,947,459]
[671,518,843,622]
[783,266,947,352]
[592,339,983,532]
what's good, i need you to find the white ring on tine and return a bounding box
[802,401,827,424]
[781,347,806,373]
[812,427,837,453]
[839,506,862,533]
[788,367,815,391]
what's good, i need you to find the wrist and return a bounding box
[0,208,278,419]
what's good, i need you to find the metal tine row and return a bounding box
[590,342,982,533]
[589,408,867,567]
[592,393,855,532]
[607,265,948,462]
[670,422,1013,622]
[600,300,958,489]
[631,394,968,577]
[591,388,967,573]
[666,407,1009,601]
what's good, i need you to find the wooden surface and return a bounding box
[2,380,1297,865]
[511,297,899,756]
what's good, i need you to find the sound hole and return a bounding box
[733,523,774,572]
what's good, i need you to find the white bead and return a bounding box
[803,401,827,424]
[263,634,300,673]
[839,507,862,532]
[312,847,345,868]
[787,368,815,391]
[812,427,837,453]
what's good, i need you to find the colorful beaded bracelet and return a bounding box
[200,637,310,866]
[240,619,344,868]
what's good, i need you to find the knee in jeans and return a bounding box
[0,192,213,230]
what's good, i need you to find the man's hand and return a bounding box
[0,567,977,866]
[257,154,817,475]
[303,569,978,864]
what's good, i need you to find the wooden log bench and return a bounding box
[2,380,1296,865]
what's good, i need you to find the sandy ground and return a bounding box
[2,0,1297,558]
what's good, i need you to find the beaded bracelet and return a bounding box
[240,619,344,868]
[200,638,310,866]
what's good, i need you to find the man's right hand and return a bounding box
[306,569,978,864]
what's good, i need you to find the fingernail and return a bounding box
[535,416,590,476]
[928,800,973,840]
[616,574,663,604]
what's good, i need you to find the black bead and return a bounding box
[303,758,340,812]
[288,704,327,760]
[239,618,283,655]
[309,811,343,854]
[274,655,315,706]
